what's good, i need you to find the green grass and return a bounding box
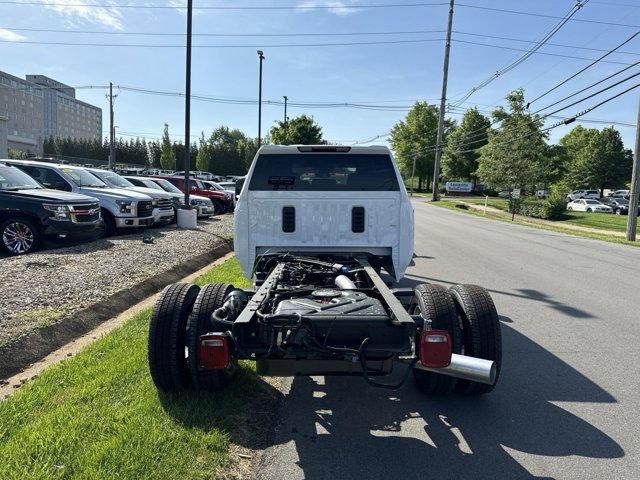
[0,258,277,480]
[431,200,640,247]
[440,197,638,234]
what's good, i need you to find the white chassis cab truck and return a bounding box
[148,145,501,395]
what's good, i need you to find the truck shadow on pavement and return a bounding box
[399,274,596,319]
[260,324,623,480]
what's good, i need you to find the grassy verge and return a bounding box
[0,258,278,480]
[431,200,640,247]
[450,197,638,233]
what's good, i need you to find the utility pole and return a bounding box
[283,95,288,144]
[109,82,115,170]
[184,0,193,208]
[627,95,640,241]
[432,0,455,201]
[257,50,265,147]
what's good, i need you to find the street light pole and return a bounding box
[184,0,193,208]
[626,95,640,241]
[283,95,288,144]
[257,50,265,147]
[432,0,455,201]
[109,82,115,170]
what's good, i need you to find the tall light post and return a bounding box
[283,95,288,144]
[183,0,193,208]
[257,50,265,147]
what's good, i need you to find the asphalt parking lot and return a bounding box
[258,200,640,480]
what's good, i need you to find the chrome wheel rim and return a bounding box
[3,222,35,254]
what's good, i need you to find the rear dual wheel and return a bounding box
[148,282,238,393]
[411,283,501,395]
[187,283,238,391]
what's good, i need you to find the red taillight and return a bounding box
[419,330,452,368]
[198,333,230,370]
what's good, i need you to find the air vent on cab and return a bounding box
[282,206,295,233]
[352,206,365,233]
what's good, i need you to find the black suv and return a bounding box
[0,162,103,255]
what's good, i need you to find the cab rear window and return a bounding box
[248,154,399,191]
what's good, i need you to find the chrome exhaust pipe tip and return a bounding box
[415,353,496,385]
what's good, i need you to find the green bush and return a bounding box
[518,200,543,218]
[540,192,567,220]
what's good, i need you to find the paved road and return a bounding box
[257,201,640,480]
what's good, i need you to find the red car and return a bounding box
[151,176,233,215]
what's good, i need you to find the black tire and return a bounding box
[567,206,573,211]
[101,209,116,237]
[148,283,200,392]
[0,217,40,255]
[587,208,593,213]
[410,283,463,394]
[450,284,501,395]
[187,283,238,391]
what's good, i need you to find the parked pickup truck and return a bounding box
[7,160,155,236]
[86,168,174,226]
[0,162,102,255]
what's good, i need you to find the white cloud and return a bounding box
[0,28,26,41]
[21,0,124,30]
[297,0,362,16]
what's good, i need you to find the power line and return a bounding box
[457,3,640,28]
[0,1,448,10]
[527,30,640,105]
[443,82,640,156]
[4,36,633,67]
[0,26,447,37]
[452,39,633,66]
[452,30,640,56]
[3,26,639,59]
[543,74,640,117]
[531,61,640,114]
[449,1,590,107]
[0,37,445,48]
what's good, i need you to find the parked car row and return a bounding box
[565,189,638,215]
[0,159,225,255]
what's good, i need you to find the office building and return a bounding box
[0,71,102,156]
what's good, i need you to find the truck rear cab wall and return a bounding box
[234,146,414,282]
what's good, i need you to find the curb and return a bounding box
[0,242,232,379]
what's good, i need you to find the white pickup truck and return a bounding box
[86,168,174,226]
[8,160,155,236]
[148,145,502,397]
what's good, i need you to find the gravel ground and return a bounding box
[0,215,234,347]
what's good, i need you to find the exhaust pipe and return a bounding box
[414,353,496,385]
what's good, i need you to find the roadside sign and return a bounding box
[512,188,521,199]
[445,181,473,193]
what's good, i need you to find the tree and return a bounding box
[561,125,632,195]
[269,114,325,145]
[476,89,548,191]
[389,102,454,191]
[160,123,176,170]
[196,132,209,172]
[442,107,490,186]
[147,140,161,168]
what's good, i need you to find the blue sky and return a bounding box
[1,0,638,150]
